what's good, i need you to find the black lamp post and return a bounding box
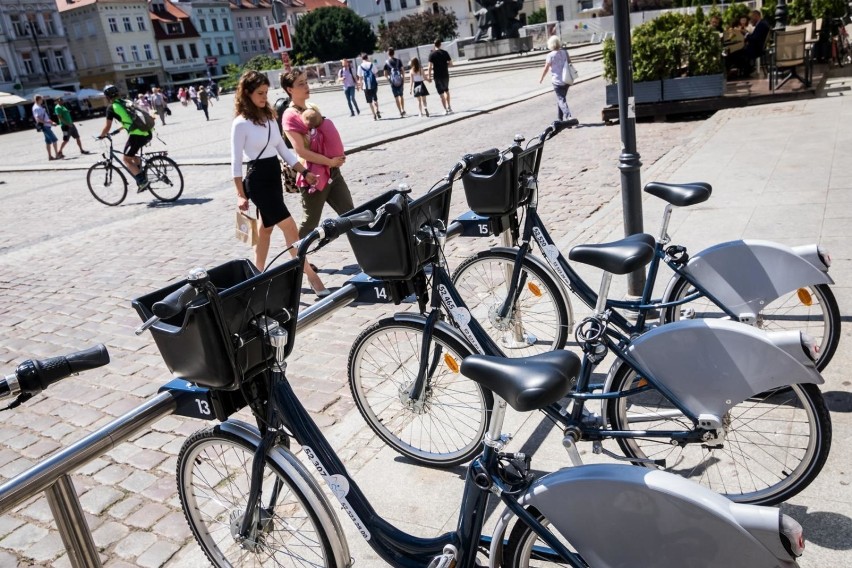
[27,17,53,88]
[775,0,788,30]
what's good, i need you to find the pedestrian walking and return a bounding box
[230,70,326,295]
[209,80,220,101]
[178,87,188,107]
[54,97,91,156]
[188,85,198,108]
[409,57,430,117]
[32,95,61,161]
[338,58,360,117]
[384,48,406,117]
[151,87,167,125]
[197,85,211,121]
[428,39,454,114]
[539,35,573,121]
[357,53,381,120]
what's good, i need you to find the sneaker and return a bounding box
[425,109,429,117]
[137,180,150,193]
[401,111,406,117]
[445,108,451,115]
[81,150,92,155]
[447,107,453,114]
[56,152,65,159]
[377,112,382,119]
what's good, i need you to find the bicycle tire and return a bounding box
[503,506,582,567]
[348,318,491,467]
[144,155,184,202]
[86,162,127,206]
[606,364,832,505]
[662,277,840,371]
[177,425,334,567]
[452,250,571,357]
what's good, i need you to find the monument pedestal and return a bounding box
[466,37,533,60]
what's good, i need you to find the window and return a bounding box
[250,39,258,52]
[43,14,56,35]
[123,17,132,32]
[40,52,50,72]
[254,16,261,28]
[555,6,564,21]
[164,45,174,61]
[237,17,243,29]
[108,17,118,33]
[73,22,82,39]
[87,21,96,36]
[177,44,186,59]
[223,18,230,31]
[241,40,249,53]
[580,0,594,9]
[245,17,253,29]
[166,23,182,34]
[415,0,420,5]
[212,19,218,32]
[54,50,66,71]
[384,0,391,11]
[22,53,34,74]
[94,51,102,66]
[131,45,140,61]
[189,44,198,58]
[205,43,213,57]
[137,16,147,31]
[11,15,27,37]
[115,46,126,63]
[200,19,207,32]
[217,42,224,56]
[228,42,235,55]
[0,58,11,82]
[401,0,407,8]
[144,44,153,60]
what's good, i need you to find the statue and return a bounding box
[472,0,525,42]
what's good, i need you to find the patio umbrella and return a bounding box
[28,86,76,99]
[76,88,105,100]
[0,92,27,107]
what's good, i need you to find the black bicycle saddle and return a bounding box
[568,233,656,275]
[644,181,712,207]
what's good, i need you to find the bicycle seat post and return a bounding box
[595,272,612,316]
[658,204,674,244]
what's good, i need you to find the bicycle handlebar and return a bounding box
[1,345,110,405]
[539,118,579,143]
[448,147,501,180]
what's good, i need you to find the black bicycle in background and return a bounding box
[86,129,184,206]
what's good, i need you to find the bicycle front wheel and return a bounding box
[662,277,840,371]
[606,364,832,505]
[145,155,184,202]
[348,318,491,467]
[503,506,581,567]
[86,162,127,206]
[452,250,571,357]
[177,425,334,567]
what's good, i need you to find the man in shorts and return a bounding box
[32,95,61,161]
[357,53,382,120]
[384,47,406,117]
[54,97,91,156]
[99,84,153,191]
[428,39,454,114]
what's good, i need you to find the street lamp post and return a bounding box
[612,0,646,296]
[775,0,788,30]
[27,18,53,88]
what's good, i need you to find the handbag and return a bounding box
[561,50,579,85]
[235,210,258,245]
[281,159,299,194]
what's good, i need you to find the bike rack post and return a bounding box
[45,474,101,568]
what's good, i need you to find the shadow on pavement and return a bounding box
[146,197,212,208]
[822,390,852,413]
[782,504,852,550]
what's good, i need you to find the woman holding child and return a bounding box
[279,70,355,242]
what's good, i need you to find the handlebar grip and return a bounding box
[550,118,579,136]
[321,210,376,240]
[384,193,406,215]
[16,344,110,395]
[152,283,199,319]
[463,148,500,170]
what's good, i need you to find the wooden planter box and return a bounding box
[605,74,725,106]
[662,74,725,102]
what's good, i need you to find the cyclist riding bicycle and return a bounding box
[98,85,153,191]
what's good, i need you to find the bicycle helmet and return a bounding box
[103,85,119,99]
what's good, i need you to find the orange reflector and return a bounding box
[528,282,543,297]
[797,288,813,306]
[444,354,460,373]
[636,378,649,388]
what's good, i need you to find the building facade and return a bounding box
[149,0,208,87]
[229,0,275,64]
[1,0,77,93]
[56,0,164,94]
[173,0,240,77]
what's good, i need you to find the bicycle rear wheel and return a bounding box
[145,155,184,202]
[452,250,571,357]
[662,277,840,371]
[348,318,491,467]
[86,162,127,206]
[606,364,832,505]
[177,425,334,567]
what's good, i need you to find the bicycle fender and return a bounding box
[390,312,475,351]
[489,464,798,568]
[665,239,833,320]
[219,420,353,568]
[615,319,822,422]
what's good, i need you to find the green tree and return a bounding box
[378,10,458,50]
[220,55,282,91]
[293,7,376,63]
[527,8,547,25]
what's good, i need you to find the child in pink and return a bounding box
[298,108,343,193]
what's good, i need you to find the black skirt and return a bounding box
[244,156,291,228]
[413,81,429,97]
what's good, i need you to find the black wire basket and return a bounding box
[461,142,545,216]
[132,259,302,390]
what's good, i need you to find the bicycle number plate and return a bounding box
[159,379,218,420]
[454,210,492,237]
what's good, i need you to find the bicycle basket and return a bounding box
[461,142,544,216]
[132,259,302,390]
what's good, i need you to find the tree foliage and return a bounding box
[527,8,547,25]
[293,7,376,63]
[220,55,282,91]
[601,0,675,16]
[377,10,458,50]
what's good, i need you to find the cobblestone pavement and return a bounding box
[0,72,704,566]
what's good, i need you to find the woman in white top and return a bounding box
[538,35,573,121]
[230,70,327,295]
[408,57,430,117]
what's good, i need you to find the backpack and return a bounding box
[388,59,403,87]
[116,99,155,133]
[361,63,377,90]
[273,96,293,148]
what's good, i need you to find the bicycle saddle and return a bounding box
[569,233,656,275]
[644,181,712,207]
[460,351,581,412]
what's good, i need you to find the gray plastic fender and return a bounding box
[664,240,833,320]
[220,420,353,568]
[390,312,475,353]
[604,319,822,423]
[489,464,798,568]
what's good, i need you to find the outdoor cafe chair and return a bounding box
[770,28,812,92]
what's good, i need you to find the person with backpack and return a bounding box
[384,47,406,118]
[98,84,154,191]
[337,58,360,117]
[357,53,381,120]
